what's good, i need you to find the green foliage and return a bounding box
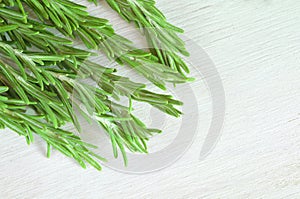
[0,0,190,170]
[101,0,192,75]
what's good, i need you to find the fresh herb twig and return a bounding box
[17,0,189,90]
[0,39,162,168]
[0,86,105,171]
[99,0,191,75]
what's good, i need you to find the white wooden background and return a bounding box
[0,0,300,198]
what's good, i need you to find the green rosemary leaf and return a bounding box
[0,24,18,33]
[0,86,9,93]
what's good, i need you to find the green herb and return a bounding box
[19,0,190,90]
[0,0,190,170]
[96,0,192,75]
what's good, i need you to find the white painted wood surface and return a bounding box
[1,0,300,198]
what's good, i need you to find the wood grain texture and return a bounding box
[0,0,300,198]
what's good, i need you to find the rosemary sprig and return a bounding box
[0,86,105,171]
[100,0,191,75]
[0,39,163,167]
[16,0,189,90]
[0,6,183,118]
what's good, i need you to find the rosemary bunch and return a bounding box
[0,1,186,169]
